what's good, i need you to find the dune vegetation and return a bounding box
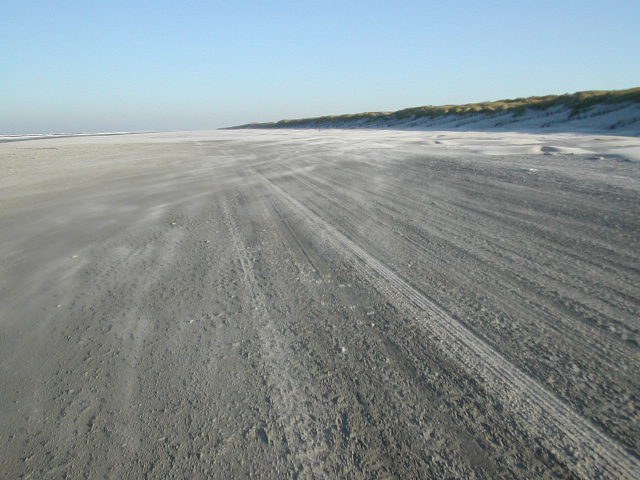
[229,87,640,130]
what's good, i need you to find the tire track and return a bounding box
[257,170,640,480]
[309,160,639,308]
[319,159,640,286]
[290,169,639,370]
[221,192,329,479]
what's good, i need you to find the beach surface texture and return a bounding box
[1,129,639,479]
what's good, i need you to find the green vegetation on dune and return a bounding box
[393,87,640,120]
[228,87,640,129]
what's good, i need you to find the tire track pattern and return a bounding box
[259,171,640,480]
[292,168,637,370]
[221,193,329,479]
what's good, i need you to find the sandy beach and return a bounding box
[1,129,639,478]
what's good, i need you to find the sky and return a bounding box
[2,1,639,133]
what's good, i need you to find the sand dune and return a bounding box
[230,89,640,136]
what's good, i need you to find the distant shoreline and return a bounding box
[0,131,157,144]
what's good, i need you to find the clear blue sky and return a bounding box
[3,1,639,133]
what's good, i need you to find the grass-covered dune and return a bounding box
[228,87,640,135]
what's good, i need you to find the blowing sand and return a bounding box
[1,129,639,478]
